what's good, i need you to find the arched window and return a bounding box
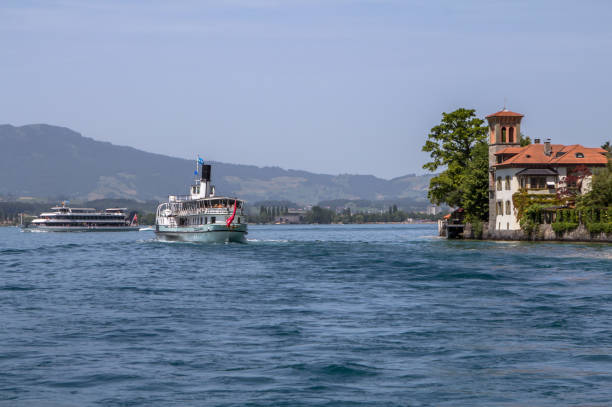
[501,127,507,143]
[509,127,515,143]
[505,176,511,190]
[505,201,511,215]
[497,177,502,191]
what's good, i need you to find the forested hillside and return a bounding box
[0,124,433,206]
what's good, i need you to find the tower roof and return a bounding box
[486,109,524,118]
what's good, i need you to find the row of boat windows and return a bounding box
[37,223,127,227]
[175,199,242,211]
[44,215,125,220]
[177,216,241,226]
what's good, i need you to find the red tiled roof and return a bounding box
[494,146,523,155]
[495,143,608,167]
[486,109,524,118]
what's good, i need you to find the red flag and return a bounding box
[226,201,237,227]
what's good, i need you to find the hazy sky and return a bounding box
[1,0,611,178]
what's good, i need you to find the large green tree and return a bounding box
[461,141,490,221]
[422,108,489,219]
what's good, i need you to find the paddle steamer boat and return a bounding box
[155,161,247,243]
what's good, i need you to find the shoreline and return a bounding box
[442,222,612,244]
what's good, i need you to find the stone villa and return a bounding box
[487,109,608,232]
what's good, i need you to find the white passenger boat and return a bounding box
[155,162,247,243]
[26,204,139,232]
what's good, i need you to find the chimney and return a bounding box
[544,139,552,156]
[534,138,541,144]
[201,164,211,181]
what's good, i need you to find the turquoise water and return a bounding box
[1,224,611,406]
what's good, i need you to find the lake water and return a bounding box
[1,224,611,406]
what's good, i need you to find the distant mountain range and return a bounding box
[0,124,433,206]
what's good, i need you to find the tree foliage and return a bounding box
[422,108,489,220]
[422,108,488,172]
[520,135,532,147]
[305,206,334,224]
[461,141,490,221]
[579,157,612,208]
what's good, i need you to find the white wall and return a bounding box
[494,167,521,230]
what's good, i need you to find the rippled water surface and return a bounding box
[1,224,611,406]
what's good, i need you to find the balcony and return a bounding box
[526,187,556,195]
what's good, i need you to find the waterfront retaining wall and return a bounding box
[467,222,612,242]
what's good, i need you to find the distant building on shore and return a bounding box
[487,109,608,232]
[426,205,441,216]
[275,209,307,224]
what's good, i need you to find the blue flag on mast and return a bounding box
[194,155,204,175]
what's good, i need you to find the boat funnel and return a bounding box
[201,164,211,181]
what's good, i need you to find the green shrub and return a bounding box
[520,217,538,236]
[551,222,579,235]
[471,220,483,239]
[585,222,612,234]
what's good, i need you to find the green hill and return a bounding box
[0,124,433,206]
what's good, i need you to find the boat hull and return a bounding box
[155,224,247,243]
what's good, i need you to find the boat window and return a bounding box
[211,217,216,224]
[237,217,240,224]
[204,217,208,224]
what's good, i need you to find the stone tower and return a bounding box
[485,109,524,230]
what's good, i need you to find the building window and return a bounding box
[501,127,507,143]
[505,176,511,190]
[496,201,503,216]
[575,152,584,158]
[497,177,502,191]
[529,176,546,189]
[520,177,526,189]
[505,200,511,215]
[509,127,515,143]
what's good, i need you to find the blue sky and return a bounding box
[1,0,611,178]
